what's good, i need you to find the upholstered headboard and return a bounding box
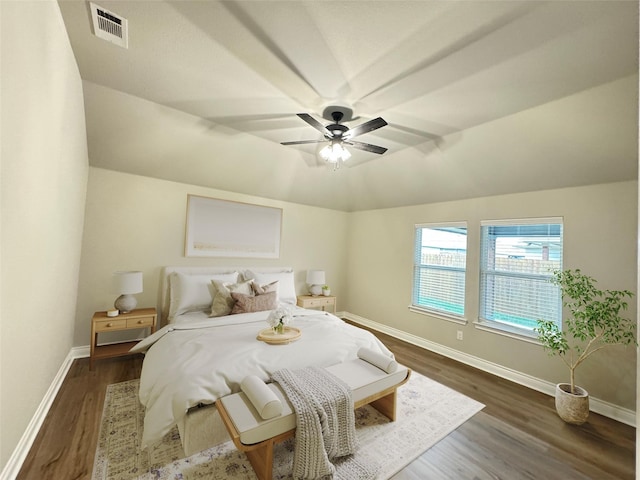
[160,266,294,325]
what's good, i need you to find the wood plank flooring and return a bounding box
[17,326,634,480]
[17,356,143,480]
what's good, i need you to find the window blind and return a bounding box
[413,223,467,318]
[479,218,563,331]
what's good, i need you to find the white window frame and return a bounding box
[477,217,563,341]
[410,222,468,324]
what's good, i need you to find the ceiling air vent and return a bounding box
[90,2,128,49]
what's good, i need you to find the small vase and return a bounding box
[273,323,284,334]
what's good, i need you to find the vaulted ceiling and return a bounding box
[58,1,638,211]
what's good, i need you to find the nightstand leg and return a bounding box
[90,331,96,371]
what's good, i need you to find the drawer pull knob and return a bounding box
[137,320,143,324]
[106,322,113,327]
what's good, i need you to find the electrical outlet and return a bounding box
[456,330,463,341]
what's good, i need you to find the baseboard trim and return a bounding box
[75,345,90,358]
[343,312,636,427]
[0,346,86,480]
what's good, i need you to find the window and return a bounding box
[412,223,467,319]
[479,218,563,334]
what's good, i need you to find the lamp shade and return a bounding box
[113,271,143,294]
[112,271,143,313]
[306,270,325,295]
[306,270,325,286]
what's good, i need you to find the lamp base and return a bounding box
[309,284,323,296]
[114,294,137,313]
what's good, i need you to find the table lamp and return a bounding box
[306,270,325,296]
[112,271,143,313]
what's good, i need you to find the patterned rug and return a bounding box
[92,372,484,480]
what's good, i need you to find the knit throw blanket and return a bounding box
[271,367,378,480]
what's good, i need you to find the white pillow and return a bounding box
[169,271,239,320]
[244,270,296,305]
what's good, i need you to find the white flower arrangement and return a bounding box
[267,305,293,332]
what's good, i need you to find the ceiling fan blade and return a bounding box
[281,139,326,146]
[345,140,388,155]
[344,117,388,139]
[297,113,333,137]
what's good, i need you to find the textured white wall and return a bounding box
[74,167,349,345]
[346,181,638,409]
[0,0,89,469]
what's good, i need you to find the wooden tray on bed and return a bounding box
[257,326,301,345]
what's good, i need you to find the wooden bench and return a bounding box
[216,358,411,480]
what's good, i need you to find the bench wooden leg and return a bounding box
[245,440,274,480]
[369,390,397,421]
[354,370,410,422]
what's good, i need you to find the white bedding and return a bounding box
[132,307,393,448]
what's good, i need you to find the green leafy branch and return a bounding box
[534,269,636,394]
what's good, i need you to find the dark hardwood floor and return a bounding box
[17,326,634,480]
[374,328,635,480]
[17,356,143,480]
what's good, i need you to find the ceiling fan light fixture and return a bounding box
[320,143,350,169]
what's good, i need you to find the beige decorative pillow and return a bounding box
[252,280,278,295]
[168,271,239,320]
[210,279,254,317]
[231,291,277,314]
[244,270,296,304]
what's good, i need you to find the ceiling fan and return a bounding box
[281,106,388,168]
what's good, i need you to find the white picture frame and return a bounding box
[185,195,282,258]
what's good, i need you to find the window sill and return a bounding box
[408,305,468,325]
[473,319,542,345]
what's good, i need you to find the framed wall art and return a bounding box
[185,195,282,258]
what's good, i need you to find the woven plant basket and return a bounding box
[555,383,589,425]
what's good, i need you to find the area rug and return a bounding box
[92,372,484,480]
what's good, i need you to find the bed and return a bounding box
[132,266,395,455]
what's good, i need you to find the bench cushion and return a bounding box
[218,359,409,445]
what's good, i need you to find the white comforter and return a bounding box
[132,308,393,448]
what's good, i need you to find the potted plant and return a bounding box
[535,269,636,425]
[322,285,331,296]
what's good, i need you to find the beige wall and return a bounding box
[345,181,638,409]
[0,0,89,470]
[78,169,638,411]
[74,167,349,345]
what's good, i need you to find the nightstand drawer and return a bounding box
[94,318,127,332]
[296,295,336,313]
[126,316,154,328]
[304,297,332,308]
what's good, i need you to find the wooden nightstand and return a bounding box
[90,307,157,370]
[296,295,336,314]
